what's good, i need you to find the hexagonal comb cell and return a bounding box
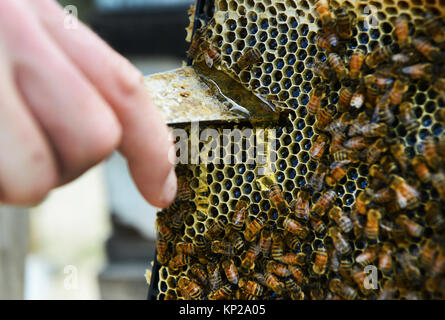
[151,0,445,300]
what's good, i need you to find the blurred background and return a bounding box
[0,0,193,300]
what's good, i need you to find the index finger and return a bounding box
[28,0,177,207]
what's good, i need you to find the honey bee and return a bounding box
[330,132,347,153]
[284,276,302,294]
[389,174,420,210]
[325,161,347,187]
[335,7,352,39]
[421,136,441,171]
[399,101,419,132]
[194,234,209,254]
[231,198,248,231]
[271,232,285,261]
[432,172,445,202]
[423,12,445,43]
[350,87,365,109]
[328,52,349,80]
[365,209,381,240]
[226,227,245,252]
[170,203,191,233]
[201,41,221,68]
[235,289,257,300]
[291,189,310,220]
[259,228,272,257]
[254,271,285,295]
[380,155,399,175]
[440,134,445,159]
[285,232,301,251]
[307,84,326,116]
[402,63,433,80]
[369,187,394,204]
[363,138,387,165]
[377,279,396,300]
[176,241,197,256]
[350,208,364,238]
[431,250,445,277]
[288,265,307,287]
[412,155,432,184]
[329,226,352,255]
[221,259,239,285]
[310,218,327,234]
[266,260,291,277]
[433,78,445,103]
[244,216,266,242]
[156,217,175,243]
[337,86,354,113]
[234,47,262,72]
[326,113,352,135]
[268,184,289,215]
[156,236,170,265]
[390,140,409,173]
[344,136,367,151]
[169,254,191,270]
[356,246,378,266]
[350,48,366,80]
[355,190,372,215]
[207,262,223,291]
[308,162,329,192]
[178,277,203,300]
[241,240,261,271]
[208,284,233,300]
[395,16,410,48]
[238,278,264,296]
[187,27,205,59]
[310,189,337,220]
[397,251,421,280]
[389,78,408,106]
[190,263,208,288]
[328,206,353,233]
[351,265,371,295]
[312,61,335,81]
[413,37,441,61]
[312,243,328,275]
[205,216,228,240]
[329,278,357,300]
[279,252,306,266]
[369,163,388,184]
[350,122,387,138]
[211,240,235,257]
[425,200,445,230]
[331,149,359,164]
[378,242,394,274]
[339,257,353,281]
[310,134,329,161]
[315,0,335,27]
[364,45,392,69]
[373,92,394,125]
[315,31,338,51]
[283,217,309,239]
[419,238,439,270]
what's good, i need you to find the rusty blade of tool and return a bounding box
[143,64,282,126]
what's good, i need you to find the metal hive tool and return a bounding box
[147,0,445,300]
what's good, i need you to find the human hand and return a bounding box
[0,0,177,208]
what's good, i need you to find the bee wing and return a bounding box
[395,190,408,209]
[204,52,214,68]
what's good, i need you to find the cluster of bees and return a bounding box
[188,18,263,74]
[152,0,445,300]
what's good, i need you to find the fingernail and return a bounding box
[160,168,177,207]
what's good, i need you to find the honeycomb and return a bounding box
[149,0,445,300]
